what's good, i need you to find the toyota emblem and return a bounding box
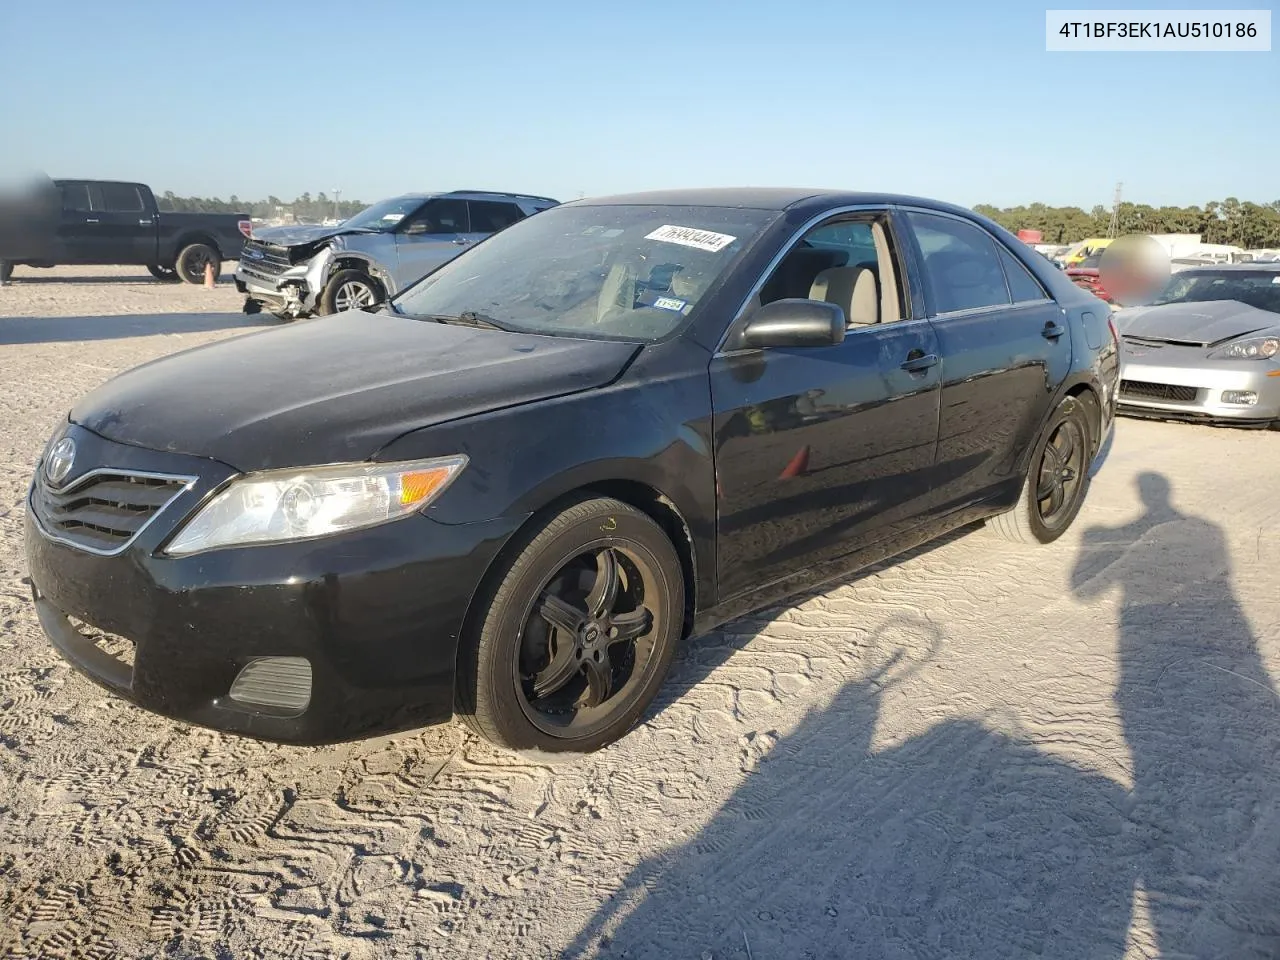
[44,437,76,486]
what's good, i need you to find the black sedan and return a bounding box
[25,188,1120,752]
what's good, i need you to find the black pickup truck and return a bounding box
[0,179,250,284]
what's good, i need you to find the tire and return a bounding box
[457,496,685,752]
[319,269,382,315]
[0,260,11,285]
[175,243,221,284]
[147,263,179,282]
[987,395,1095,545]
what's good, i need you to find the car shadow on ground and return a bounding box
[566,471,1280,959]
[0,312,275,345]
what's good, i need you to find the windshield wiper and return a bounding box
[417,311,509,331]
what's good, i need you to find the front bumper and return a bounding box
[234,246,333,317]
[24,424,523,745]
[1117,354,1280,426]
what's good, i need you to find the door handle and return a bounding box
[1042,322,1066,340]
[138,219,152,226]
[900,353,940,373]
[84,218,99,224]
[451,237,470,245]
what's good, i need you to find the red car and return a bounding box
[1065,252,1112,302]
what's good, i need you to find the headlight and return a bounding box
[1208,336,1279,360]
[164,455,467,556]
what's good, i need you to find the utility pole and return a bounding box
[333,188,341,220]
[1107,181,1123,238]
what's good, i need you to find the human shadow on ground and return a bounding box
[565,471,1280,959]
[0,312,274,345]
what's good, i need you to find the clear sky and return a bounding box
[2,0,1274,210]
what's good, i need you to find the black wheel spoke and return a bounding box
[581,650,613,707]
[1036,469,1057,501]
[586,549,620,619]
[1048,478,1066,516]
[533,636,581,698]
[539,593,587,636]
[609,607,653,643]
[1042,441,1065,471]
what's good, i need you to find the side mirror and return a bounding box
[404,221,430,236]
[739,299,846,349]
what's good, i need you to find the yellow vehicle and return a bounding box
[1062,237,1114,266]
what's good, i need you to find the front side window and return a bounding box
[95,183,144,213]
[393,203,777,341]
[411,198,469,234]
[907,211,1011,314]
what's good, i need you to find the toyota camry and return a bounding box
[25,188,1119,752]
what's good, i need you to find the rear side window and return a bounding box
[60,183,91,212]
[95,183,145,213]
[997,245,1048,302]
[468,200,525,233]
[907,211,1011,314]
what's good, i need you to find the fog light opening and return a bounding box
[1221,390,1259,407]
[228,656,312,715]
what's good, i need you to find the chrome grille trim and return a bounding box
[29,467,198,557]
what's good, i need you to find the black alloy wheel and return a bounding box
[458,496,684,752]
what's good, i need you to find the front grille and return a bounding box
[1119,379,1200,404]
[31,469,194,555]
[238,239,293,280]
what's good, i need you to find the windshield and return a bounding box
[340,196,426,232]
[391,203,779,341]
[1150,270,1280,314]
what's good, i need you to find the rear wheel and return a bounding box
[319,269,382,314]
[175,243,221,284]
[0,260,12,285]
[457,496,684,752]
[147,263,179,282]
[987,395,1094,545]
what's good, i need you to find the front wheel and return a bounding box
[987,395,1094,545]
[457,497,685,752]
[319,269,382,315]
[175,243,221,284]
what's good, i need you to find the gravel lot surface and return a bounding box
[2,266,1278,959]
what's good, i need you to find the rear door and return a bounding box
[393,198,471,288]
[709,211,943,599]
[85,182,155,264]
[900,209,1072,510]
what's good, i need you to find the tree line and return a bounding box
[156,190,1280,247]
[156,191,368,222]
[972,198,1280,249]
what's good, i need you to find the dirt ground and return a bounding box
[2,265,1279,959]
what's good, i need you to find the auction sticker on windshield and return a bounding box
[645,225,737,252]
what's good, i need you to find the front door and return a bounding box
[709,214,942,600]
[394,198,472,289]
[900,210,1073,509]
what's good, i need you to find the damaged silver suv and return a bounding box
[235,190,559,320]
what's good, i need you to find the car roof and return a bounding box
[566,187,978,219]
[388,190,558,204]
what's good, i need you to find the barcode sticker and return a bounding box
[645,224,737,253]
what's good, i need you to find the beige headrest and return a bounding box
[810,266,879,326]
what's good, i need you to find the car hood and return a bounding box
[70,313,642,471]
[249,224,347,246]
[1113,299,1279,346]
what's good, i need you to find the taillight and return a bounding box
[238,219,253,238]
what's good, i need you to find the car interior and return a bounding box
[755,217,905,327]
